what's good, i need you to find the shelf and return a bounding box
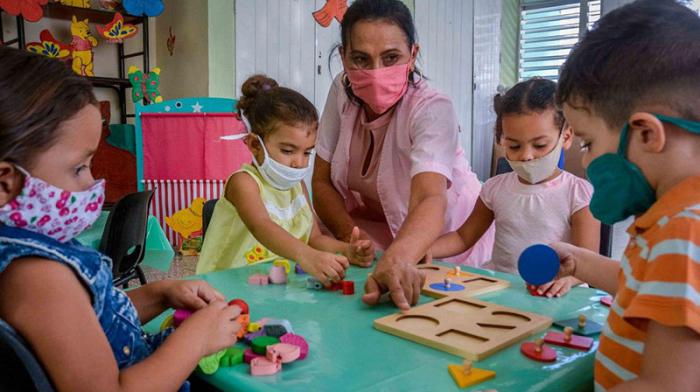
[88,76,132,89]
[43,3,144,25]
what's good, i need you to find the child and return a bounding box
[552,0,700,390]
[431,78,600,297]
[0,47,241,391]
[197,75,373,283]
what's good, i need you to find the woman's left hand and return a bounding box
[158,279,226,310]
[344,226,375,267]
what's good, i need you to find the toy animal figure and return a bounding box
[70,16,98,76]
[165,197,206,240]
[60,0,90,8]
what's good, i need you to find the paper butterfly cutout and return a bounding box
[26,29,71,59]
[122,0,164,17]
[128,66,162,104]
[97,12,138,43]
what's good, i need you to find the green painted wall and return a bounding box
[208,0,236,98]
[500,0,519,87]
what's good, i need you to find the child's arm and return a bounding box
[300,183,374,267]
[127,280,226,324]
[550,241,620,295]
[537,207,601,297]
[227,172,348,283]
[0,258,240,391]
[611,321,700,392]
[430,198,494,259]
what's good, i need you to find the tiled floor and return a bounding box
[127,254,198,286]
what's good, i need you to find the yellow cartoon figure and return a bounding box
[165,197,206,240]
[61,0,91,7]
[70,16,98,76]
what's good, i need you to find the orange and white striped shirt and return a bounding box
[595,176,700,391]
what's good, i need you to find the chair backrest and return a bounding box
[98,190,154,278]
[599,223,613,257]
[0,318,55,392]
[201,199,218,241]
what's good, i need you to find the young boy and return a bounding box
[551,0,700,391]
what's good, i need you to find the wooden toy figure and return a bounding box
[70,16,98,76]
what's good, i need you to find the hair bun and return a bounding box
[237,74,279,116]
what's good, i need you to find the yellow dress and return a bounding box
[196,164,313,274]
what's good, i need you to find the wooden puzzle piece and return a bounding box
[544,328,593,351]
[374,296,551,360]
[342,280,355,295]
[250,355,282,376]
[416,264,510,300]
[520,338,557,362]
[600,296,613,307]
[448,360,496,388]
[269,265,288,284]
[248,274,270,285]
[518,244,560,286]
[527,284,548,297]
[554,314,602,336]
[280,333,309,360]
[252,336,280,355]
[266,343,300,363]
[244,348,262,364]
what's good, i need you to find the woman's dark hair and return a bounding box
[0,46,98,167]
[557,0,700,129]
[236,74,318,138]
[337,0,422,102]
[493,78,564,143]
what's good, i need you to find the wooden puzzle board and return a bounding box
[374,296,552,360]
[417,264,510,299]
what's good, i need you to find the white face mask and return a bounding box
[253,134,311,190]
[506,137,563,184]
[221,116,313,190]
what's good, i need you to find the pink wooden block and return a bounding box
[250,356,282,376]
[172,309,192,327]
[243,348,262,364]
[280,333,309,360]
[248,274,270,285]
[266,343,300,363]
[544,331,593,351]
[269,265,287,284]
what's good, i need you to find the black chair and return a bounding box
[99,190,154,288]
[201,198,218,241]
[0,318,55,392]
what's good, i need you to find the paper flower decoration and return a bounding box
[0,0,48,22]
[122,0,164,17]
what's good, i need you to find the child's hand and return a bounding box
[159,279,225,310]
[344,226,374,267]
[535,276,577,298]
[180,300,242,357]
[549,241,579,279]
[299,249,349,285]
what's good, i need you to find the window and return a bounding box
[519,0,600,81]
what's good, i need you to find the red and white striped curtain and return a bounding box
[143,179,226,245]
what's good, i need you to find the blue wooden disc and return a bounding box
[429,282,465,292]
[518,244,560,285]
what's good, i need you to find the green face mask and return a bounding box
[586,114,700,225]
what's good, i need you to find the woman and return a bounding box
[312,0,494,310]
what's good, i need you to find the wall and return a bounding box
[208,0,235,98]
[155,0,209,100]
[1,9,156,123]
[499,0,519,88]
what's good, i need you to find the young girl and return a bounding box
[0,47,241,391]
[431,78,600,297]
[197,75,373,283]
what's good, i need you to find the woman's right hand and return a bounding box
[549,241,580,279]
[179,300,242,357]
[299,249,349,285]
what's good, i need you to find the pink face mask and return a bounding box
[345,61,413,115]
[0,166,105,242]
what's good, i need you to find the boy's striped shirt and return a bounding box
[595,176,700,391]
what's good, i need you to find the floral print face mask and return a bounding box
[0,166,105,242]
